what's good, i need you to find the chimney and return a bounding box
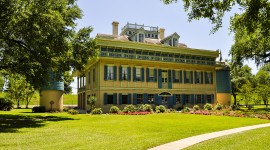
[159,28,165,40]
[112,21,119,36]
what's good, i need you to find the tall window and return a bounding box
[136,68,141,81]
[162,97,168,104]
[195,71,202,84]
[108,95,113,104]
[122,67,128,80]
[162,70,168,83]
[185,71,192,83]
[122,95,128,104]
[137,94,143,104]
[205,72,212,84]
[93,69,96,82]
[148,94,154,104]
[149,69,155,81]
[196,95,202,104]
[172,38,178,46]
[175,71,180,82]
[176,94,181,104]
[185,95,190,104]
[107,66,114,80]
[206,95,212,103]
[138,34,144,42]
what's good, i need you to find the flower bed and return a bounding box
[117,111,152,115]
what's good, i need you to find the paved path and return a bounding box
[149,123,270,150]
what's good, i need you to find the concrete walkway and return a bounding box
[149,123,270,150]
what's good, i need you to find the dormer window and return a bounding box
[138,33,144,42]
[173,38,178,46]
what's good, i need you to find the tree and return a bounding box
[256,85,270,108]
[0,0,97,90]
[63,71,74,94]
[162,0,270,65]
[87,96,96,112]
[239,82,253,107]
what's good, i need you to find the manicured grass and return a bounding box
[0,109,269,150]
[63,94,78,105]
[185,127,270,150]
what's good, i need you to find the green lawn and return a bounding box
[185,127,270,150]
[0,109,269,150]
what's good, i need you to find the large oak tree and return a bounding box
[0,0,97,89]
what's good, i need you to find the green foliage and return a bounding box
[32,106,46,113]
[155,105,166,113]
[68,109,79,115]
[230,104,239,111]
[63,107,69,112]
[63,72,74,94]
[182,107,190,113]
[87,96,96,111]
[0,0,97,89]
[215,103,223,110]
[142,104,153,112]
[109,106,120,114]
[91,108,103,115]
[193,105,200,111]
[0,98,13,111]
[204,103,213,110]
[123,104,136,113]
[240,82,254,107]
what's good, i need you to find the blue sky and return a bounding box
[71,0,257,93]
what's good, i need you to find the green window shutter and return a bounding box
[158,96,162,105]
[173,94,176,105]
[180,70,182,83]
[119,66,122,81]
[201,72,204,84]
[168,70,172,89]
[133,67,136,82]
[202,94,205,104]
[128,94,131,104]
[143,93,148,104]
[172,70,176,82]
[184,71,187,84]
[113,66,117,81]
[113,93,117,105]
[190,71,193,84]
[182,94,186,105]
[154,69,157,82]
[158,69,162,88]
[104,93,108,105]
[141,68,144,82]
[104,65,108,80]
[169,96,173,109]
[127,67,131,81]
[154,94,159,105]
[191,94,194,104]
[210,72,213,84]
[195,71,197,84]
[211,94,214,104]
[146,68,149,82]
[119,93,122,105]
[133,93,137,105]
[204,72,207,84]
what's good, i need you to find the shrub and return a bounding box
[123,105,136,113]
[136,104,144,112]
[91,108,103,115]
[0,98,13,111]
[32,106,46,113]
[109,106,120,113]
[230,104,239,111]
[204,103,213,110]
[177,106,184,111]
[143,104,153,112]
[63,107,69,112]
[155,105,166,113]
[215,103,223,110]
[68,109,79,115]
[193,105,200,111]
[182,107,190,112]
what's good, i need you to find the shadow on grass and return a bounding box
[0,114,75,133]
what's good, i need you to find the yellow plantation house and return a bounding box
[73,21,231,113]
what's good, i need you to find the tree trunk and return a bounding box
[232,94,237,105]
[17,100,20,108]
[25,95,29,108]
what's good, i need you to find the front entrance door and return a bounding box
[161,96,173,109]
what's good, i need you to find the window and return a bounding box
[122,67,128,80]
[185,71,192,83]
[206,95,212,103]
[173,38,178,46]
[162,97,168,104]
[176,95,181,104]
[136,68,141,81]
[185,95,190,104]
[93,69,96,82]
[205,72,212,84]
[175,71,180,82]
[155,35,158,38]
[148,94,154,104]
[108,95,113,104]
[122,95,128,104]
[196,95,202,104]
[195,71,202,84]
[137,94,143,104]
[162,70,168,83]
[107,66,114,80]
[149,69,155,81]
[139,34,144,42]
